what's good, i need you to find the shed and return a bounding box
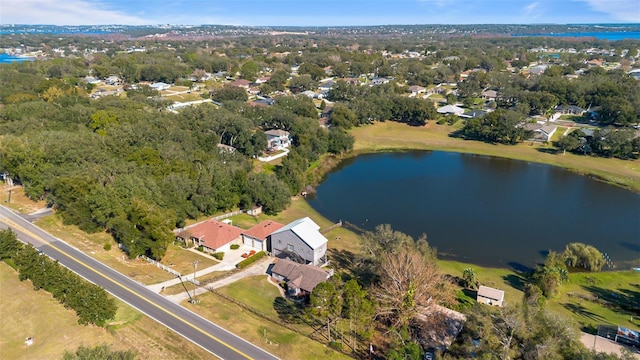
[477,285,505,307]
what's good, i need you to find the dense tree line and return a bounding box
[0,229,117,326]
[0,60,353,260]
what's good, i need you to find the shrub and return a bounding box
[213,252,224,260]
[437,118,447,125]
[328,340,343,351]
[197,245,204,252]
[236,251,266,269]
[103,242,112,251]
[230,244,240,250]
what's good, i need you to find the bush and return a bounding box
[437,118,447,125]
[213,252,224,260]
[236,251,266,269]
[197,245,204,252]
[328,340,343,351]
[103,242,112,251]
[230,244,240,250]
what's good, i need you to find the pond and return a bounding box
[308,151,640,269]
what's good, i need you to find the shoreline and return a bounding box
[308,122,640,193]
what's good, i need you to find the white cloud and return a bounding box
[524,2,539,16]
[581,0,640,22]
[1,0,150,25]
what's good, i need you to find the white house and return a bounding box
[437,105,465,116]
[265,129,291,151]
[477,285,505,307]
[267,217,328,266]
[150,82,171,91]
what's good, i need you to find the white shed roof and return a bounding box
[478,285,505,301]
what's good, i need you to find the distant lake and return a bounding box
[308,151,640,270]
[0,53,35,64]
[513,32,640,40]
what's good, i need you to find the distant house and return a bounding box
[528,65,548,76]
[242,220,284,251]
[321,104,333,119]
[150,82,171,91]
[370,77,391,86]
[480,90,498,100]
[408,85,426,95]
[250,98,275,107]
[267,217,328,266]
[265,129,291,151]
[555,105,585,115]
[318,80,335,91]
[104,75,121,86]
[477,285,505,307]
[437,105,465,116]
[84,76,101,85]
[524,123,557,142]
[270,258,332,297]
[460,110,487,119]
[176,219,244,253]
[255,76,271,84]
[229,79,251,89]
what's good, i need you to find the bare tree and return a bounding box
[373,246,455,329]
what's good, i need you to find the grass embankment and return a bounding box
[1,182,46,214]
[349,122,640,192]
[0,262,215,360]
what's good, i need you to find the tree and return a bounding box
[239,60,259,81]
[211,85,248,103]
[89,110,118,136]
[374,246,454,329]
[327,128,354,154]
[342,279,375,351]
[289,74,316,93]
[562,242,606,271]
[308,276,343,341]
[329,104,358,129]
[556,134,580,154]
[462,268,478,290]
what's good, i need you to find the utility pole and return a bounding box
[192,260,199,302]
[6,189,12,203]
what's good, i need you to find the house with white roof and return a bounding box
[267,217,328,266]
[437,105,465,116]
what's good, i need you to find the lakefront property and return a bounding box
[2,19,640,360]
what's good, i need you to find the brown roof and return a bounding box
[178,219,243,250]
[270,259,330,293]
[229,79,251,87]
[243,220,285,241]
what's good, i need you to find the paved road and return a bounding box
[0,205,279,360]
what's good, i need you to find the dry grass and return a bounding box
[0,261,219,360]
[158,244,218,276]
[350,122,640,192]
[0,182,47,214]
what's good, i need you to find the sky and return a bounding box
[2,0,639,26]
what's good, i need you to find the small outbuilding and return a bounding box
[477,285,505,307]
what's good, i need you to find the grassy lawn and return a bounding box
[159,243,218,276]
[218,275,282,317]
[186,289,351,360]
[552,126,568,141]
[350,121,640,192]
[0,262,214,359]
[547,271,640,332]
